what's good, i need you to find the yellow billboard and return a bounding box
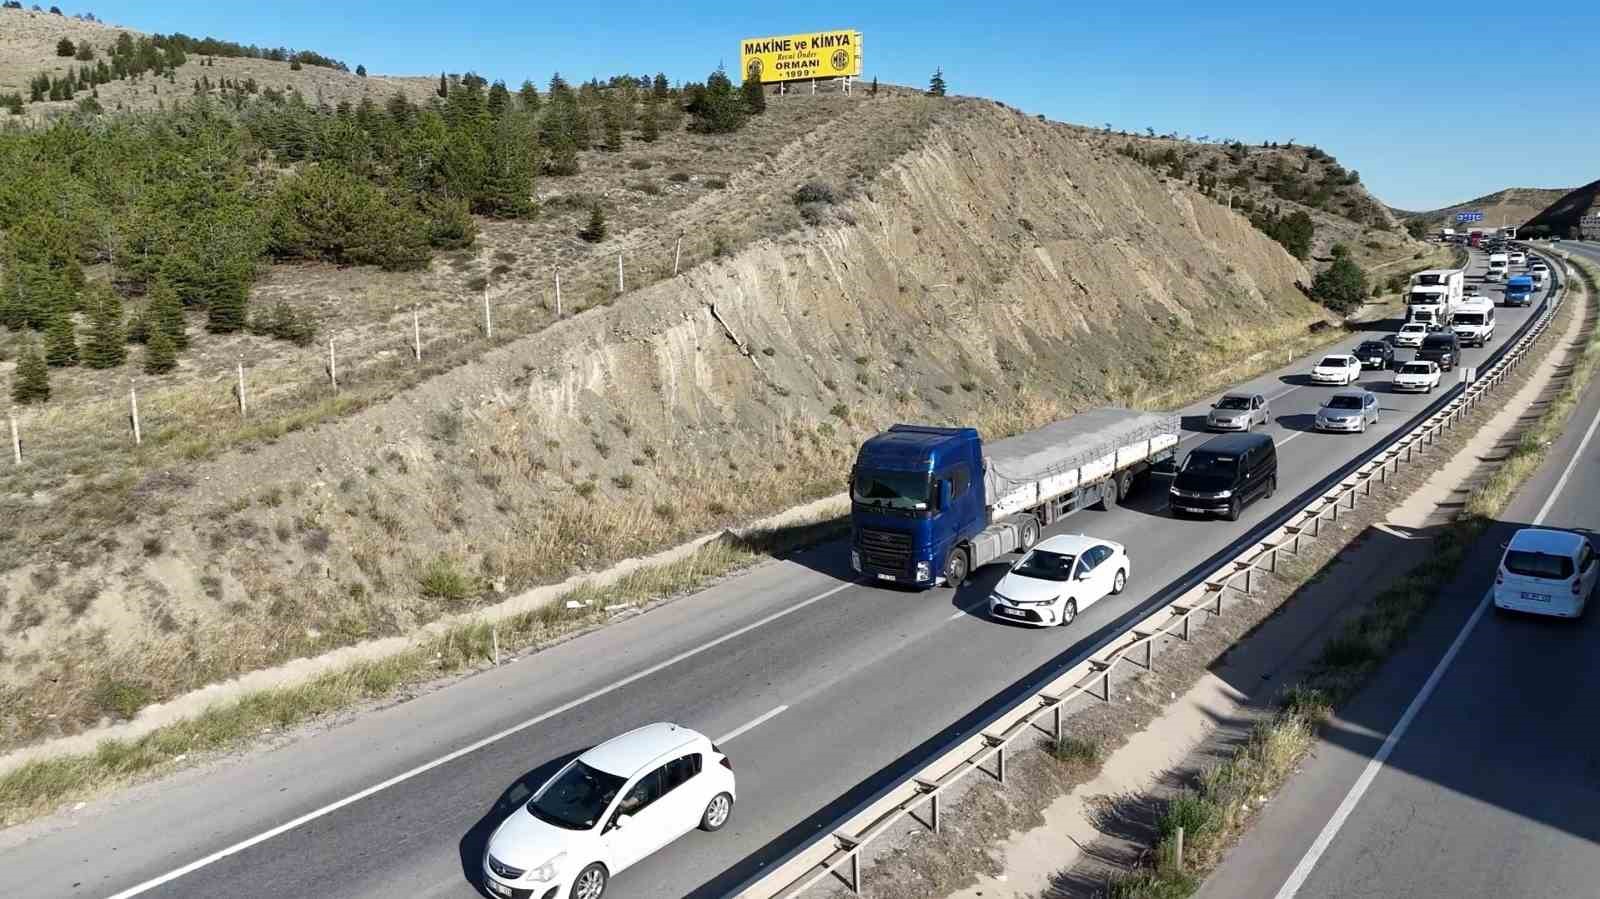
[740,29,862,84]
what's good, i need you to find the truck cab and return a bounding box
[1486,253,1509,282]
[849,425,982,586]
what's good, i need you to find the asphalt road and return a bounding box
[0,249,1549,899]
[1197,251,1598,899]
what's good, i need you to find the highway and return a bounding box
[0,249,1547,899]
[1196,264,1599,899]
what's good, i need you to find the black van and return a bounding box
[1168,432,1278,521]
[1415,330,1461,371]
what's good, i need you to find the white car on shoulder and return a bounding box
[1392,360,1441,393]
[989,534,1129,628]
[484,723,737,899]
[1493,528,1597,619]
[1395,322,1430,347]
[1310,354,1362,385]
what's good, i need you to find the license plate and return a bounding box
[1521,592,1551,603]
[1000,607,1027,617]
[876,573,896,582]
[488,881,512,897]
[1178,506,1208,514]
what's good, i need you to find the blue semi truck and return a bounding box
[849,408,1179,587]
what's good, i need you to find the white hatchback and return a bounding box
[1493,528,1598,619]
[989,534,1130,628]
[484,723,736,899]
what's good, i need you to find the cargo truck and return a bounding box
[849,408,1179,588]
[1486,253,1510,282]
[1405,269,1464,328]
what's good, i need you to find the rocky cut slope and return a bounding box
[1398,186,1575,234]
[0,95,1325,748]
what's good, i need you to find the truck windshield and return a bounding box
[1408,291,1442,305]
[1455,313,1484,325]
[852,470,931,511]
[1011,549,1076,582]
[1414,275,1443,285]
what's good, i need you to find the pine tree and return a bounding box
[56,37,75,57]
[639,97,660,142]
[43,312,78,367]
[83,288,126,369]
[355,64,367,77]
[146,278,188,349]
[741,73,766,115]
[143,324,176,374]
[74,40,92,61]
[601,99,623,151]
[518,79,540,114]
[208,281,248,333]
[437,71,448,98]
[870,76,879,97]
[579,203,607,242]
[927,68,947,97]
[652,73,669,100]
[486,79,511,118]
[11,341,49,405]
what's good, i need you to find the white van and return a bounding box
[1494,528,1597,618]
[1485,253,1509,281]
[1451,298,1495,346]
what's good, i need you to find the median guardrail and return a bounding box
[722,252,1565,899]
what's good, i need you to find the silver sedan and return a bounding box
[1206,392,1270,431]
[1315,389,1380,433]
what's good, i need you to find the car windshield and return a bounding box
[1402,325,1426,332]
[1504,549,1574,581]
[852,469,930,511]
[528,761,628,830]
[1319,356,1347,368]
[1327,395,1362,410]
[1455,313,1485,325]
[1216,396,1250,410]
[1011,548,1076,582]
[1400,363,1432,375]
[1359,343,1386,353]
[1182,451,1237,475]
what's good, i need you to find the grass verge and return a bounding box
[1111,253,1597,896]
[0,512,845,826]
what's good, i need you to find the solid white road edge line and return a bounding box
[103,578,861,899]
[715,705,789,745]
[1271,343,1596,899]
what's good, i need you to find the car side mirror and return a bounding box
[611,814,632,832]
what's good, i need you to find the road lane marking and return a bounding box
[1271,360,1597,899]
[715,705,788,744]
[948,598,989,621]
[103,578,862,899]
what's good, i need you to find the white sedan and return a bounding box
[1395,323,1429,347]
[989,534,1129,628]
[1392,360,1442,393]
[484,723,737,899]
[1311,354,1362,385]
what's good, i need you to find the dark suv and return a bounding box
[1355,340,1395,370]
[1415,330,1461,371]
[1168,432,1278,522]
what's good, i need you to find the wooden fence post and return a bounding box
[673,235,683,276]
[413,306,421,362]
[328,337,338,391]
[554,269,562,317]
[9,411,19,465]
[129,386,142,446]
[483,287,493,339]
[617,253,624,293]
[236,359,247,417]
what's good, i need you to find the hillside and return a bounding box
[1068,129,1426,270]
[1519,177,1600,239]
[0,6,438,117]
[0,10,1398,751]
[1396,186,1574,234]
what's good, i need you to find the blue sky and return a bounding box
[80,1,1597,210]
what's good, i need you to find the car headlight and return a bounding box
[1209,489,1233,499]
[533,852,566,883]
[915,561,931,582]
[850,549,861,572]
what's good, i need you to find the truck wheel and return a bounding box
[1116,470,1135,503]
[1019,519,1040,553]
[943,550,968,588]
[1094,481,1115,511]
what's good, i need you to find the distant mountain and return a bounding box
[1396,187,1575,233]
[1519,178,1600,239]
